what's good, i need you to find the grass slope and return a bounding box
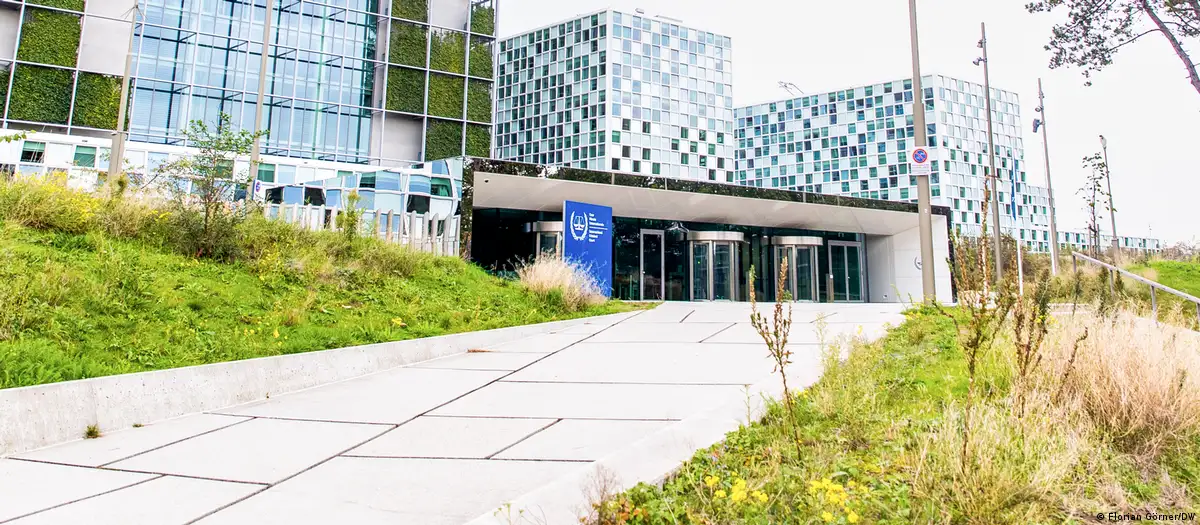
[0,223,634,389]
[1128,260,1200,297]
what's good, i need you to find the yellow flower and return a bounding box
[391,317,406,327]
[751,490,768,503]
[730,490,747,503]
[848,510,860,523]
[704,475,719,488]
[821,511,834,523]
[847,480,857,488]
[714,490,726,499]
[272,328,280,338]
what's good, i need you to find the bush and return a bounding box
[470,4,494,35]
[424,118,462,160]
[516,256,605,312]
[392,0,426,22]
[465,80,491,122]
[465,124,489,157]
[429,30,465,74]
[18,8,81,67]
[0,173,97,233]
[71,72,122,130]
[427,73,463,119]
[386,66,424,113]
[469,37,493,78]
[9,65,72,124]
[389,22,426,67]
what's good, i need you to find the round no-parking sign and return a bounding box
[910,147,931,176]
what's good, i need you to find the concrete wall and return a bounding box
[0,312,634,457]
[866,214,954,304]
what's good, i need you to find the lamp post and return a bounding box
[108,4,140,180]
[1033,79,1059,276]
[908,0,937,303]
[1099,135,1119,263]
[250,0,275,175]
[974,22,1003,282]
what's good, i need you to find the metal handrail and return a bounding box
[1071,251,1200,324]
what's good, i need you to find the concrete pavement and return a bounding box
[0,302,904,525]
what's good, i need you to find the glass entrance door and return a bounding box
[690,240,740,301]
[713,242,733,301]
[640,230,664,301]
[829,242,864,302]
[691,242,710,301]
[773,245,818,302]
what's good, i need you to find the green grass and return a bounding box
[0,178,641,389]
[1127,259,1200,297]
[591,306,1197,524]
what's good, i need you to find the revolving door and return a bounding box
[770,236,821,302]
[688,231,744,301]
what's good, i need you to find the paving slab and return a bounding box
[409,351,545,371]
[7,475,260,525]
[14,414,249,467]
[194,457,582,525]
[494,420,671,461]
[345,416,554,459]
[549,323,614,335]
[503,342,774,384]
[431,382,745,420]
[478,333,592,353]
[586,322,732,343]
[107,418,386,484]
[702,321,882,345]
[220,368,504,424]
[0,459,154,522]
[621,306,695,323]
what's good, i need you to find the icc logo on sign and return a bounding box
[570,211,589,242]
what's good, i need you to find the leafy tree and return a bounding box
[155,113,265,258]
[1079,153,1113,259]
[1026,0,1200,96]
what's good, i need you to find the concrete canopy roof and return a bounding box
[473,172,937,237]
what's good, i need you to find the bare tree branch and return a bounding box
[1141,0,1200,96]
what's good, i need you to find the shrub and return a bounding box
[18,8,81,67]
[427,73,463,119]
[465,124,490,157]
[0,173,97,233]
[470,4,494,35]
[429,30,465,74]
[386,66,424,113]
[71,72,122,130]
[516,256,605,312]
[389,22,426,67]
[9,65,72,124]
[469,37,493,78]
[465,80,491,122]
[392,0,426,22]
[424,118,462,160]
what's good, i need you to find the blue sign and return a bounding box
[563,200,613,296]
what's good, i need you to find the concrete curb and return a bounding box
[0,311,637,457]
[465,365,824,525]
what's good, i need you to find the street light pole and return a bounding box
[1099,135,1119,263]
[977,22,1003,282]
[250,0,274,174]
[108,4,139,180]
[908,0,937,303]
[1035,78,1059,276]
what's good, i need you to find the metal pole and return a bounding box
[108,4,139,179]
[250,0,274,172]
[1100,135,1119,264]
[980,22,1003,282]
[1037,79,1059,276]
[908,0,937,303]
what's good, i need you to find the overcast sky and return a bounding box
[498,0,1200,244]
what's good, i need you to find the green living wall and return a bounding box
[18,8,82,67]
[466,124,489,157]
[386,66,425,114]
[26,0,84,10]
[429,30,465,74]
[466,81,490,122]
[470,4,494,35]
[427,74,463,119]
[72,72,121,129]
[469,38,492,79]
[9,65,72,124]
[425,119,462,160]
[389,22,427,67]
[392,0,426,22]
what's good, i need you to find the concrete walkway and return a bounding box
[0,302,904,525]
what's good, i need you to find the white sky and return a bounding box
[498,0,1200,244]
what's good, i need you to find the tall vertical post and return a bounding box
[108,4,139,179]
[1037,79,1059,276]
[908,0,937,303]
[250,0,274,172]
[1099,135,1119,264]
[980,22,1003,281]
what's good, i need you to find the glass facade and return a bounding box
[736,75,1055,253]
[493,9,735,182]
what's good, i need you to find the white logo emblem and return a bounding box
[569,211,589,242]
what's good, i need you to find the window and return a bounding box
[20,142,45,163]
[622,118,631,131]
[652,162,660,175]
[73,146,97,168]
[611,158,620,170]
[256,163,276,182]
[642,121,650,133]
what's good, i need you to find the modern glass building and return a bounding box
[0,0,496,166]
[493,9,736,182]
[1058,230,1162,255]
[736,75,1057,253]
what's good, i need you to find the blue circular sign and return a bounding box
[913,149,928,164]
